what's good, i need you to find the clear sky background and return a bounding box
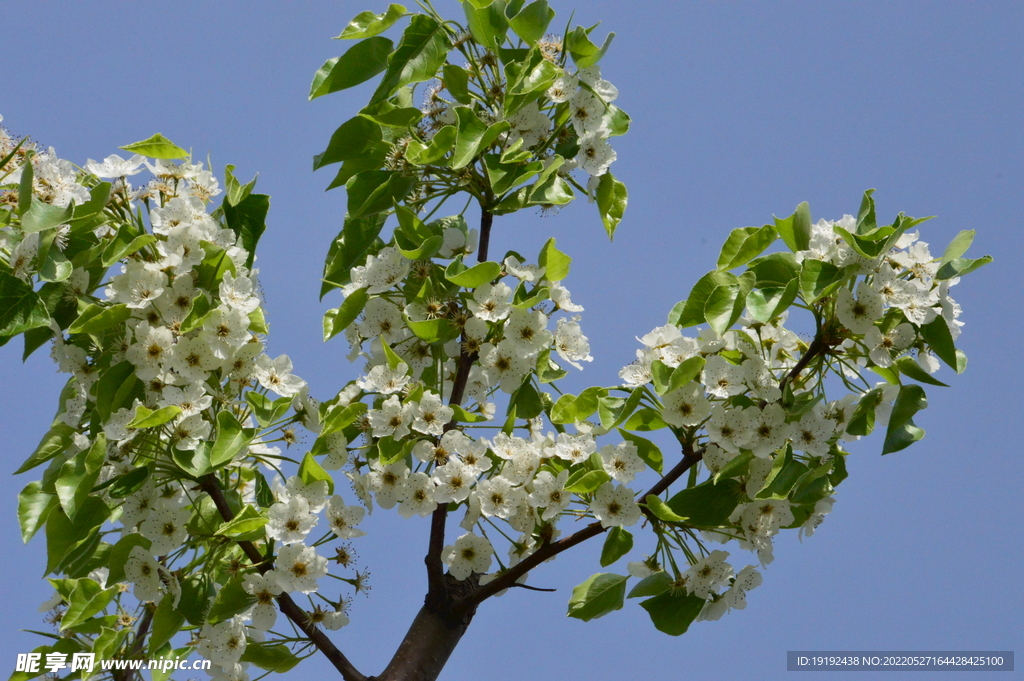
[2,2,1022,680]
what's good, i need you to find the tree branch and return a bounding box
[425,208,494,597]
[199,475,368,681]
[460,446,705,610]
[779,334,824,395]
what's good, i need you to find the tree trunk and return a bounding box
[372,575,478,681]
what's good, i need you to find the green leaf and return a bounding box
[106,534,151,584]
[347,170,415,219]
[127,405,181,429]
[396,234,443,259]
[538,237,570,281]
[894,356,949,387]
[255,470,275,508]
[644,495,688,522]
[566,573,627,621]
[451,107,509,169]
[21,200,74,234]
[856,189,876,234]
[407,317,460,343]
[716,224,777,271]
[370,14,451,105]
[310,37,394,99]
[45,498,109,575]
[216,505,268,541]
[207,576,258,624]
[223,165,257,207]
[640,590,706,636]
[463,0,509,50]
[667,478,744,528]
[509,0,555,45]
[107,467,150,499]
[172,442,212,478]
[15,422,76,474]
[61,579,117,631]
[314,116,383,170]
[549,386,607,424]
[618,430,663,474]
[919,316,964,373]
[381,338,407,371]
[18,482,57,543]
[443,64,471,104]
[445,258,501,288]
[600,527,633,567]
[407,125,458,165]
[668,270,737,327]
[324,288,369,342]
[102,228,156,267]
[799,259,850,302]
[223,192,269,269]
[68,303,131,335]
[210,410,248,467]
[882,385,927,455]
[241,644,301,673]
[119,134,187,160]
[628,571,672,598]
[363,106,424,128]
[321,213,387,298]
[847,388,883,437]
[746,279,799,324]
[564,469,611,494]
[177,574,212,625]
[0,271,50,337]
[299,452,335,494]
[55,434,106,520]
[622,407,667,431]
[148,595,186,655]
[566,25,615,68]
[336,4,406,39]
[773,201,812,252]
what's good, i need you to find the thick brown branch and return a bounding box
[200,475,367,681]
[476,209,493,263]
[425,208,494,597]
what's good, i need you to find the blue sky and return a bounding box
[2,2,1021,679]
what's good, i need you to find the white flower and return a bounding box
[799,497,835,540]
[792,409,834,457]
[170,413,212,451]
[703,355,750,398]
[273,543,328,594]
[467,282,513,322]
[198,616,247,668]
[506,101,551,148]
[140,504,192,556]
[554,316,593,369]
[432,459,478,504]
[242,573,282,631]
[477,476,527,519]
[124,546,162,602]
[166,336,220,383]
[527,470,571,521]
[706,406,755,454]
[357,297,407,344]
[85,153,146,178]
[504,308,552,357]
[569,90,608,136]
[442,533,494,580]
[503,255,545,283]
[865,324,915,367]
[326,495,367,537]
[361,247,411,294]
[367,395,415,439]
[282,476,330,513]
[254,354,306,397]
[201,307,252,359]
[660,381,711,427]
[219,271,261,313]
[398,472,438,518]
[600,441,646,483]
[577,132,616,177]
[412,391,454,436]
[366,459,410,510]
[550,282,584,311]
[553,432,596,464]
[748,403,793,458]
[590,482,642,528]
[683,550,734,600]
[836,282,885,334]
[358,362,411,395]
[546,72,578,103]
[266,495,318,545]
